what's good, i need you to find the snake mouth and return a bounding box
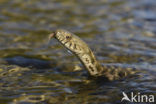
[48,32,56,40]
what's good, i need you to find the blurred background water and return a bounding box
[0,0,156,104]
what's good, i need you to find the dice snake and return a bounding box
[49,29,137,81]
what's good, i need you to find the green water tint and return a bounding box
[0,0,156,104]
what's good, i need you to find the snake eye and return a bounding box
[66,36,71,39]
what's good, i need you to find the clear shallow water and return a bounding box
[0,0,156,104]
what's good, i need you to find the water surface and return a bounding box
[0,0,156,104]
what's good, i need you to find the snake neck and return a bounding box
[77,48,103,76]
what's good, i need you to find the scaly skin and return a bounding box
[49,29,137,81]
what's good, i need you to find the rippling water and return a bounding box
[0,0,156,104]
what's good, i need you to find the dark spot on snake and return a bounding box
[89,65,94,72]
[74,44,77,50]
[85,58,89,63]
[69,43,72,47]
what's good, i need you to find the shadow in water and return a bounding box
[4,56,55,69]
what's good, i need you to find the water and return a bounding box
[0,0,156,104]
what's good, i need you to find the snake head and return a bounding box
[54,29,72,42]
[49,29,72,44]
[49,29,91,56]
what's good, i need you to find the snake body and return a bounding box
[49,29,136,81]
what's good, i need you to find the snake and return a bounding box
[49,29,137,81]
